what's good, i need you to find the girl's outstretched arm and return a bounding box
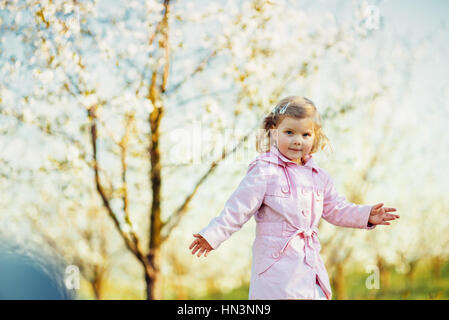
[321,170,376,229]
[192,159,268,252]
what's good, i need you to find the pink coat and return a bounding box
[197,146,375,300]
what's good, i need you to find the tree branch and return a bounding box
[89,105,154,279]
[160,120,259,242]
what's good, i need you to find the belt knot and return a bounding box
[278,226,318,268]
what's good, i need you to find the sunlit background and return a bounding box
[1,0,448,299]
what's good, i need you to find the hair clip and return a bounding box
[278,102,290,114]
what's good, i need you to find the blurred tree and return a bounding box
[2,0,359,299]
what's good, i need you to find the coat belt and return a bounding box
[256,222,318,268]
[279,227,318,268]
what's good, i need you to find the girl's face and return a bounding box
[271,116,315,165]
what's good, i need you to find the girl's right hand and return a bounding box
[189,233,213,257]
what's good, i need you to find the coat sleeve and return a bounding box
[197,160,268,249]
[321,170,376,230]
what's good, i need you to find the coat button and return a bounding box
[272,252,280,259]
[281,186,289,193]
[302,209,310,216]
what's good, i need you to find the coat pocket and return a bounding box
[265,180,290,198]
[253,237,283,275]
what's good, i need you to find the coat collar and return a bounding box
[258,145,319,173]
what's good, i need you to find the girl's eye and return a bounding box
[286,131,293,135]
[303,133,310,137]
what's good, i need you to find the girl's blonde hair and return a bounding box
[256,96,330,154]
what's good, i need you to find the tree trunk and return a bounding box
[377,255,391,291]
[402,259,419,297]
[92,280,102,300]
[430,256,444,280]
[405,260,418,284]
[146,248,163,300]
[332,262,346,300]
[147,101,164,299]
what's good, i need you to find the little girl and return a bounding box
[188,96,399,300]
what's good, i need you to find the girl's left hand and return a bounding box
[189,233,213,257]
[368,203,400,226]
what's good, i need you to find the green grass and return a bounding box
[346,267,449,300]
[191,259,449,300]
[75,259,449,299]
